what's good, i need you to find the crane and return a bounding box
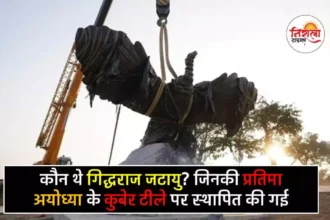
[34,0,172,166]
[34,0,114,165]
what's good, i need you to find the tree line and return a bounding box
[194,96,330,170]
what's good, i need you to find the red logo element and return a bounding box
[289,21,322,44]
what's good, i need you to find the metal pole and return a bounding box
[91,0,119,166]
[94,0,113,26]
[93,0,116,165]
[108,105,121,165]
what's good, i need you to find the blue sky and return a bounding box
[0,0,329,178]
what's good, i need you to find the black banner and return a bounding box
[4,166,318,214]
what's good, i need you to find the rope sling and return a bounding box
[108,0,191,165]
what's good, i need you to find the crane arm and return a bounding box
[36,46,78,151]
[34,0,114,165]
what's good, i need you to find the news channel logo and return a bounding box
[286,15,325,53]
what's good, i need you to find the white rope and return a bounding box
[157,0,169,6]
[159,22,177,81]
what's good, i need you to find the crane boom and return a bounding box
[36,46,78,150]
[35,0,114,165]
